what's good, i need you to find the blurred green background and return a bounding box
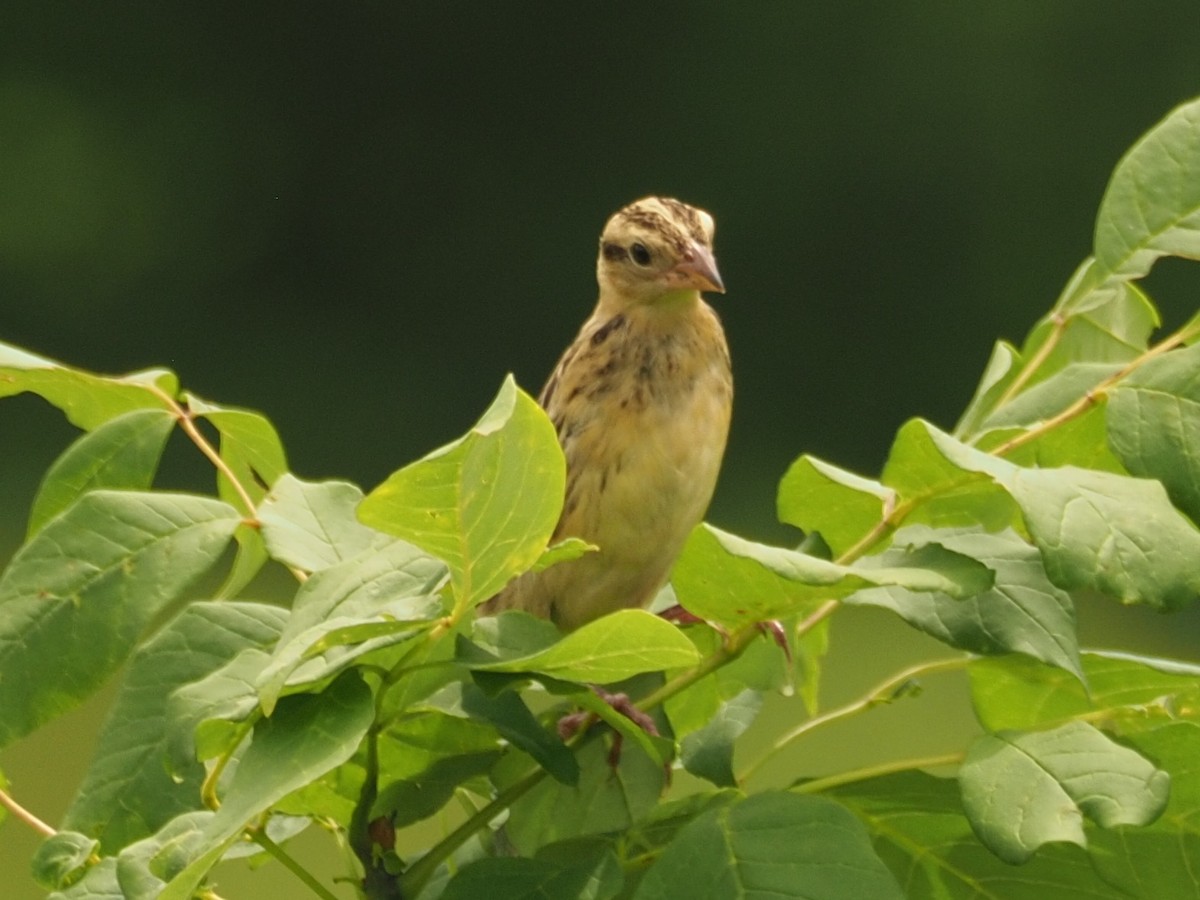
[2,4,1199,897]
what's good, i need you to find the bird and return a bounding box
[483,197,732,631]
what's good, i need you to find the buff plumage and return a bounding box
[483,197,732,630]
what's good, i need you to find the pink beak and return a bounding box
[669,241,725,294]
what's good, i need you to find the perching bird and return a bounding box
[483,197,732,631]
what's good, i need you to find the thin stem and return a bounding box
[740,656,967,783]
[993,313,1067,412]
[147,385,259,516]
[635,623,761,712]
[792,751,965,795]
[251,828,342,900]
[0,787,56,837]
[991,319,1197,457]
[400,765,546,898]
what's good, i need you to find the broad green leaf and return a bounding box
[254,539,445,712]
[959,721,1169,864]
[882,418,1021,534]
[1010,466,1200,609]
[1108,341,1200,524]
[27,408,176,537]
[0,339,176,430]
[776,455,892,556]
[979,402,1125,472]
[1095,97,1200,280]
[186,395,288,512]
[831,771,1125,899]
[375,750,501,830]
[167,648,271,770]
[257,474,390,572]
[1087,721,1200,898]
[506,738,665,855]
[969,651,1200,734]
[184,397,288,597]
[1016,260,1156,384]
[45,857,121,900]
[31,831,99,890]
[959,261,1155,444]
[62,602,287,853]
[154,672,375,900]
[472,609,700,684]
[672,523,993,629]
[847,527,1081,679]
[0,491,241,749]
[980,362,1120,430]
[955,339,1021,439]
[359,375,564,608]
[440,851,622,900]
[114,811,212,899]
[633,792,903,900]
[925,421,1200,609]
[531,537,597,573]
[461,684,579,785]
[679,689,762,788]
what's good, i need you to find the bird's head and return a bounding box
[596,197,724,308]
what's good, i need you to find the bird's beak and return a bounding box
[670,242,725,294]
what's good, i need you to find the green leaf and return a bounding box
[1010,258,1157,389]
[257,474,390,572]
[253,539,445,712]
[672,523,993,629]
[0,339,177,430]
[506,738,666,855]
[979,362,1120,430]
[187,395,288,512]
[153,672,375,900]
[45,857,121,900]
[924,421,1200,609]
[461,684,579,785]
[882,418,1022,533]
[1087,721,1200,898]
[1108,341,1200,524]
[959,721,1169,864]
[531,537,597,573]
[847,527,1082,679]
[359,375,564,609]
[632,792,903,900]
[61,602,287,853]
[167,647,271,770]
[441,852,622,900]
[0,491,241,749]
[679,689,762,787]
[471,609,700,684]
[27,408,176,537]
[831,771,1125,899]
[776,455,892,556]
[1095,97,1200,280]
[31,831,99,890]
[955,339,1021,439]
[969,651,1200,734]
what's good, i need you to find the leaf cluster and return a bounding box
[3,98,1200,899]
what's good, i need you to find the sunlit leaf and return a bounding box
[1095,97,1200,280]
[61,602,287,853]
[27,408,176,537]
[0,491,240,748]
[472,609,699,684]
[633,792,903,900]
[959,721,1169,864]
[0,340,176,430]
[359,375,564,609]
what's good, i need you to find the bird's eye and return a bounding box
[629,243,652,266]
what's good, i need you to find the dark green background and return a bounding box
[2,5,1199,898]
